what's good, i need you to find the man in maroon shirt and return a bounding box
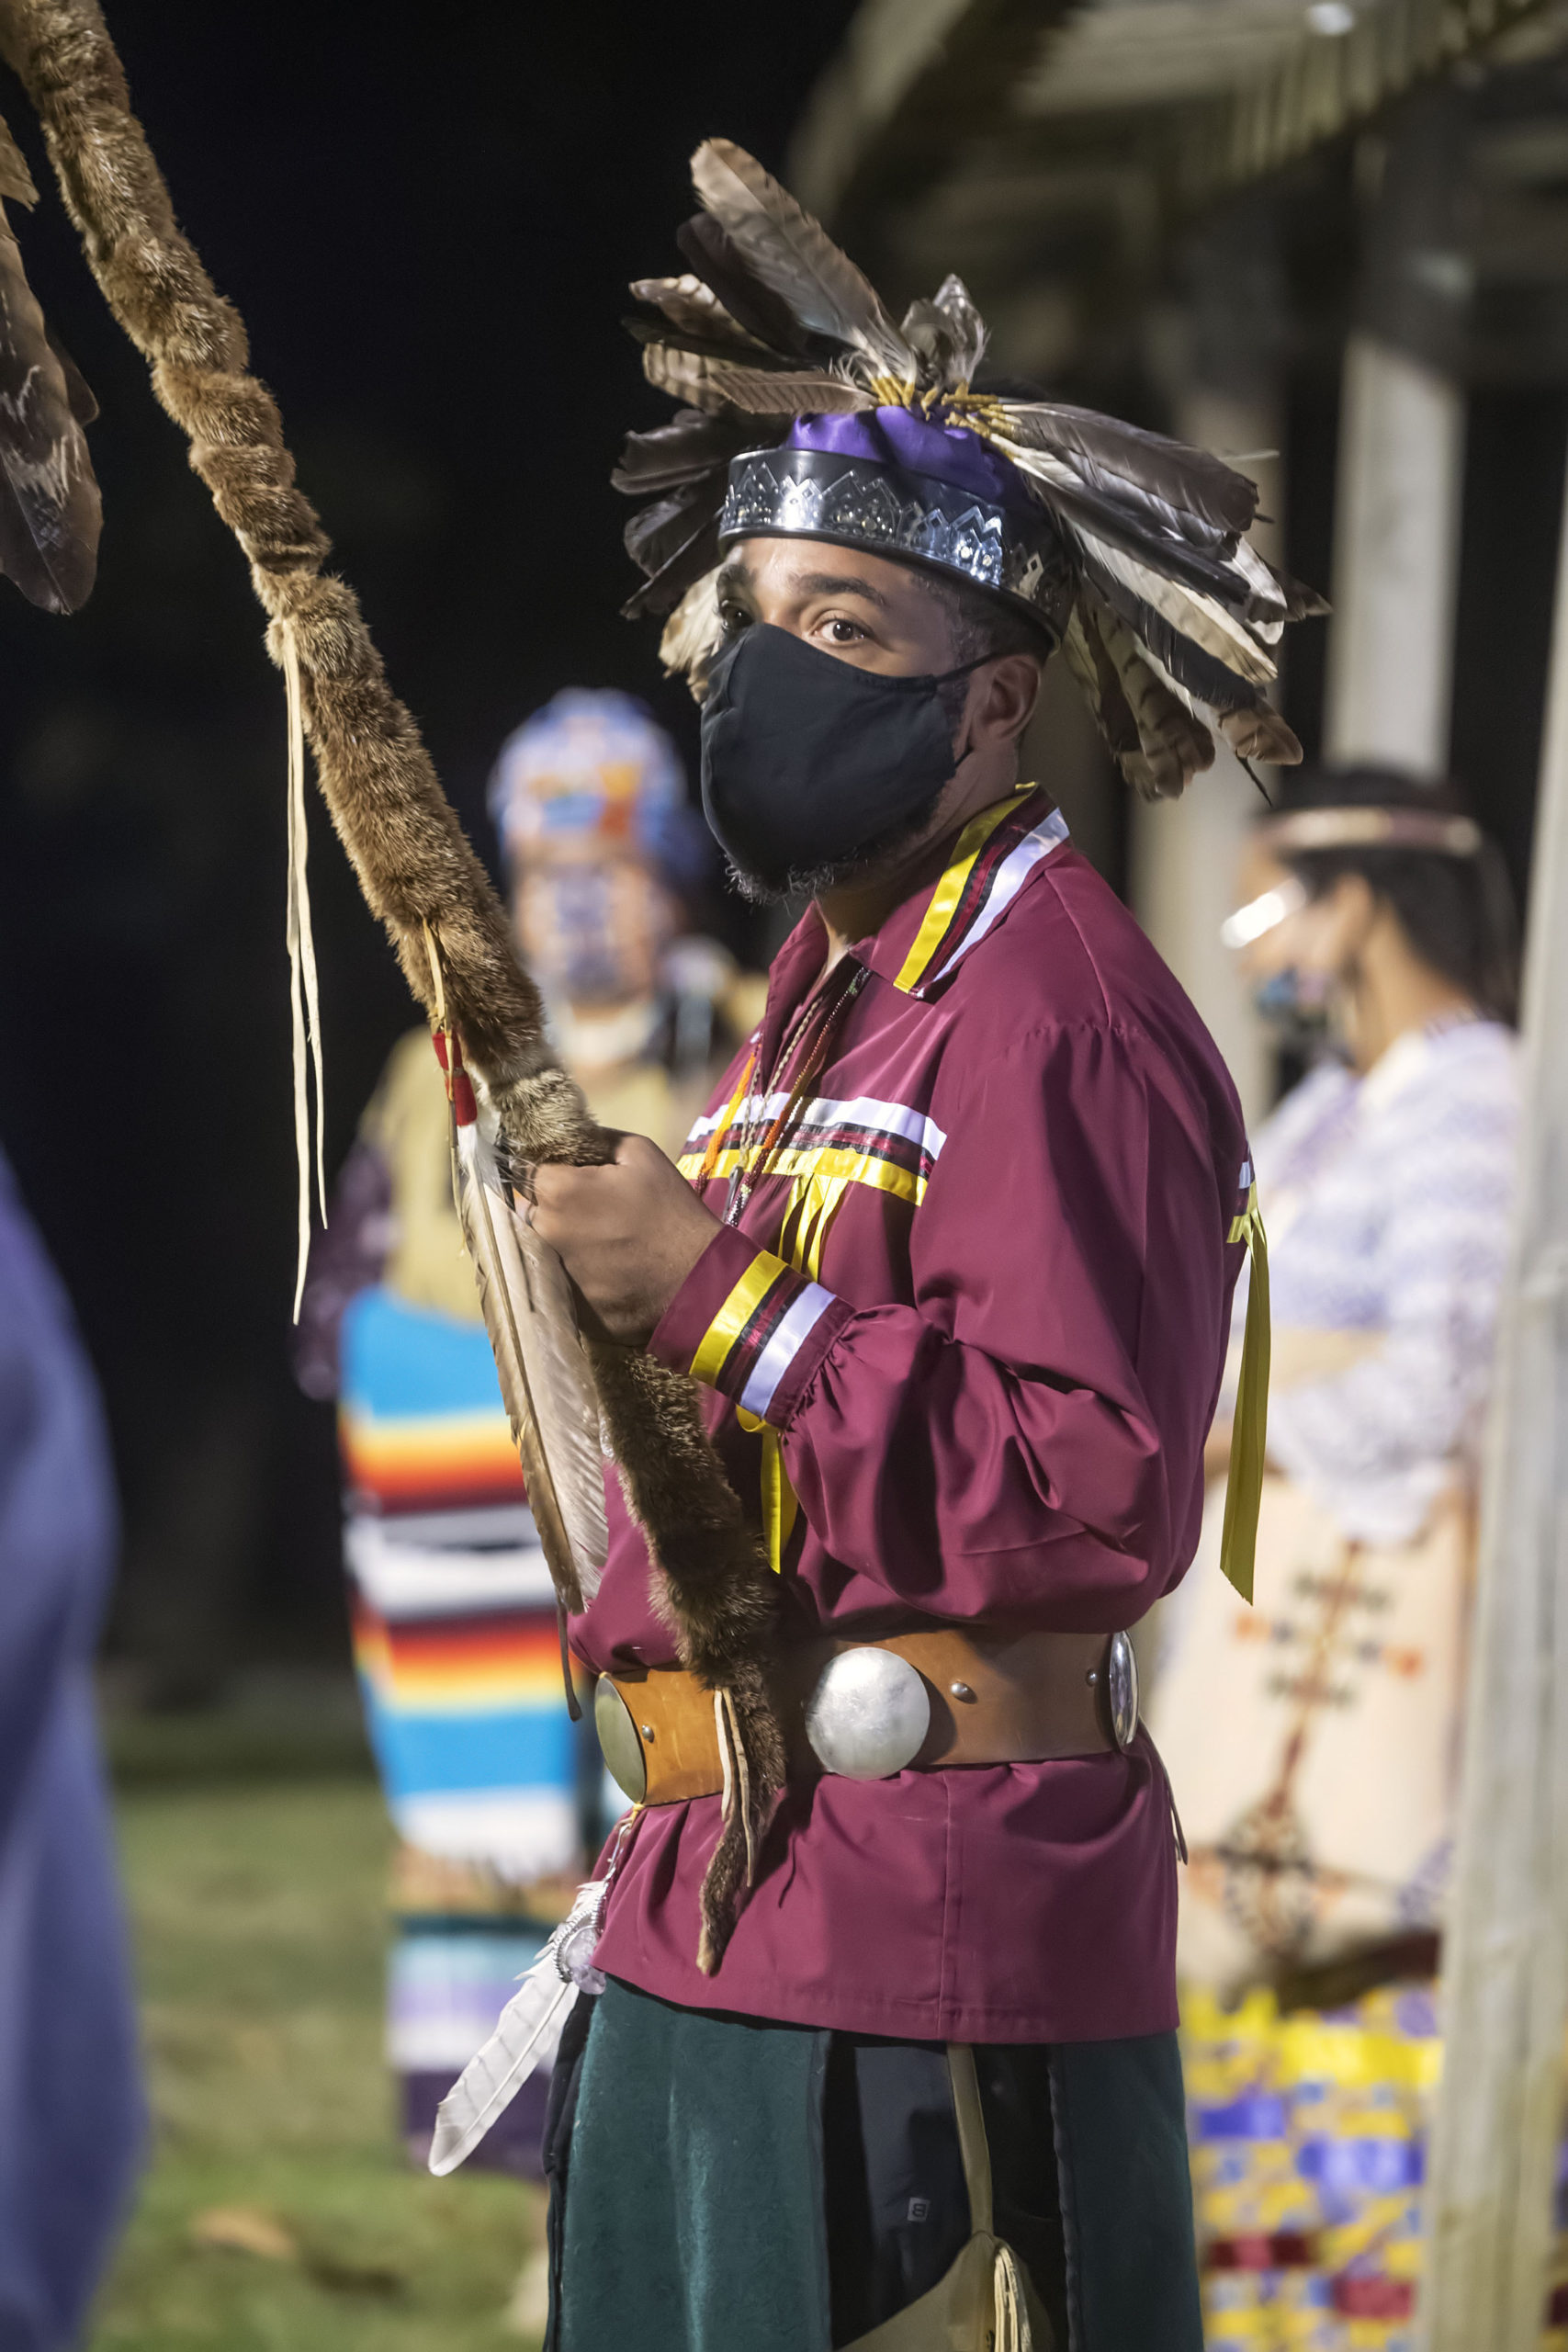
[515,143,1302,2352]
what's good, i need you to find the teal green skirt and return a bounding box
[545,1977,1201,2352]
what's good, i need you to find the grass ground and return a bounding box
[89,1774,543,2352]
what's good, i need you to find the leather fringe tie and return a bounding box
[282,623,326,1319]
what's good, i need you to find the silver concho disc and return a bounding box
[805,1647,931,1781]
[594,1676,649,1805]
[1107,1630,1139,1751]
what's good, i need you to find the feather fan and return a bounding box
[447,1054,608,1614]
[0,107,99,613]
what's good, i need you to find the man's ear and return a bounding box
[972,653,1043,748]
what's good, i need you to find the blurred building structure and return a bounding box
[789,0,1568,1123]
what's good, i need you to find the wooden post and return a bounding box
[1133,204,1286,1131]
[1325,90,1470,781]
[1324,334,1465,776]
[1416,447,1568,2348]
[1131,382,1278,1129]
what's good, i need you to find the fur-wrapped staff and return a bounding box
[0,0,782,1973]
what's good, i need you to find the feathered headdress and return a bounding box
[616,140,1325,799]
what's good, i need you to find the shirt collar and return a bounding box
[752,786,1069,1068]
[865,784,1068,997]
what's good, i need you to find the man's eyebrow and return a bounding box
[792,570,893,613]
[716,561,754,601]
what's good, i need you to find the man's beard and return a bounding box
[722,779,951,907]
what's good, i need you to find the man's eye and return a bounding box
[717,602,752,638]
[823,617,865,645]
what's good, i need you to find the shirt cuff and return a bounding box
[649,1221,851,1428]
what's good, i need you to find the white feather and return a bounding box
[454,1111,609,1605]
[427,1962,577,2176]
[428,1877,611,2176]
[1231,537,1287,635]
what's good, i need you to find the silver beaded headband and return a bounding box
[718,447,1073,638]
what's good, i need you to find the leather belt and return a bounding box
[592,1626,1135,1806]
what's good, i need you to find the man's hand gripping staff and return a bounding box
[0,0,781,1972]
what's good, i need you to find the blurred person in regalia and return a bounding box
[1145,764,1521,2345]
[295,688,754,2197]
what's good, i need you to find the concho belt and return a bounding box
[592,1625,1140,1807]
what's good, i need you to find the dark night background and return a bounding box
[0,6,1561,1700]
[0,1,853,1697]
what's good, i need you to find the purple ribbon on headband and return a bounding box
[786,407,1038,518]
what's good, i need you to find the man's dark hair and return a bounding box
[1270,764,1520,1026]
[915,568,1054,733]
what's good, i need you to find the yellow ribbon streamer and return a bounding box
[1219,1182,1271,1603]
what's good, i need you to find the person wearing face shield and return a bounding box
[498,142,1330,2352]
[1144,764,1521,2335]
[289,692,750,2257]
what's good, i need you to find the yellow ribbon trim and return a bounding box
[892,786,1032,994]
[1219,1182,1271,1603]
[760,1428,798,1571]
[750,1173,852,1569]
[689,1250,789,1390]
[678,1139,927,1207]
[728,1173,853,1572]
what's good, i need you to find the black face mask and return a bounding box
[698,625,989,897]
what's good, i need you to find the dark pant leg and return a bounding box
[825,2038,1073,2349]
[1049,2030,1202,2352]
[974,2045,1071,2346]
[540,1989,594,2352]
[824,2038,970,2344]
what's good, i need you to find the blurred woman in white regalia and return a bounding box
[1146,765,1521,2347]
